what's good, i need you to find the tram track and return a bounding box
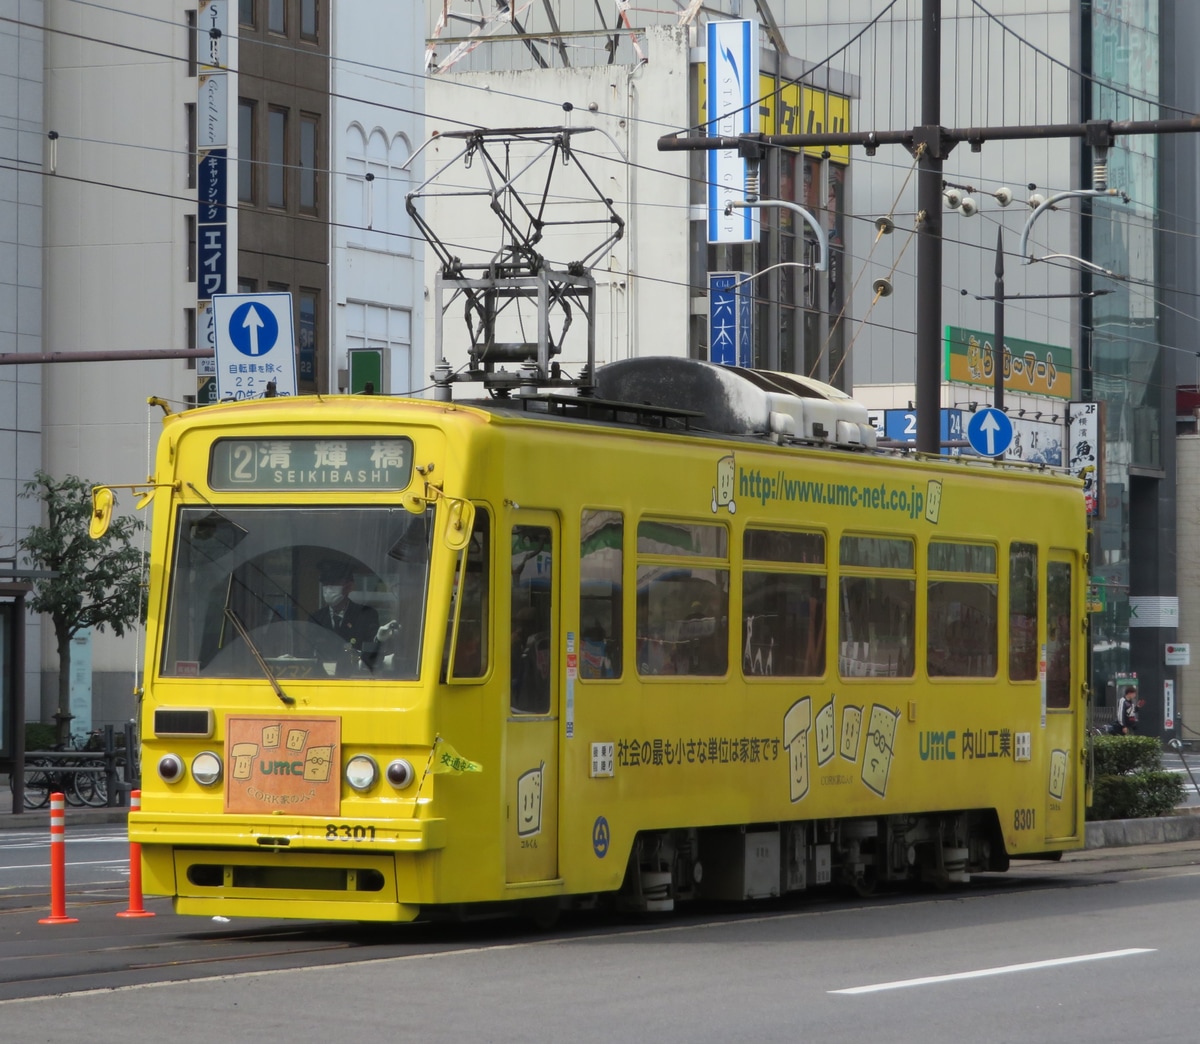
[0,845,1196,1004]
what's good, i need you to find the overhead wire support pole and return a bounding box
[915,0,945,455]
[660,103,1199,454]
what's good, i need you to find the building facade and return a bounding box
[423,0,1181,736]
[1,0,424,738]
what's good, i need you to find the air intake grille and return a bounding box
[154,708,214,737]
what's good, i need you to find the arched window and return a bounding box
[343,123,412,254]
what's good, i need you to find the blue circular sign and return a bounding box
[228,301,280,358]
[592,815,610,858]
[966,406,1014,457]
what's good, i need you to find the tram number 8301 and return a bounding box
[1013,808,1036,831]
[326,823,377,841]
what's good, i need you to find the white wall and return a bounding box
[330,2,424,394]
[42,1,196,696]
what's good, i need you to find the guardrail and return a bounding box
[8,724,140,813]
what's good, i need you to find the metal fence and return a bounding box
[8,723,139,813]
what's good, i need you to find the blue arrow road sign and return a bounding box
[966,406,1014,456]
[212,292,297,400]
[228,301,280,357]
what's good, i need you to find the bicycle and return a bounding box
[11,756,77,810]
[9,731,123,810]
[68,730,130,808]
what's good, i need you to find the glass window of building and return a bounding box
[267,107,287,208]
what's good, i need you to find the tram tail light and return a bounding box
[157,753,185,783]
[386,758,415,789]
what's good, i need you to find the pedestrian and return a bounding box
[1110,685,1139,735]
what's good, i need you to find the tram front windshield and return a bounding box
[160,505,432,681]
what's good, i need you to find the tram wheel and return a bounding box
[850,872,877,898]
[527,898,561,931]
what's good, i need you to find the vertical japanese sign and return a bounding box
[197,0,229,402]
[708,272,753,367]
[1068,401,1103,517]
[68,627,92,746]
[706,19,759,244]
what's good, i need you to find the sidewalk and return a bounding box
[1,804,130,828]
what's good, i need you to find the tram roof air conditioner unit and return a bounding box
[595,357,877,449]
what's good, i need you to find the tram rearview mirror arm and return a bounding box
[402,485,475,551]
[89,481,179,539]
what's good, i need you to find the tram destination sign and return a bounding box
[209,437,413,491]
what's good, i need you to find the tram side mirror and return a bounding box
[443,499,475,552]
[89,486,115,539]
[401,492,427,515]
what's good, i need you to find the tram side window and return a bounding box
[580,509,622,680]
[1009,542,1038,682]
[636,519,729,677]
[511,524,553,713]
[742,528,826,677]
[1046,560,1073,708]
[838,535,914,678]
[926,541,998,678]
[445,507,490,681]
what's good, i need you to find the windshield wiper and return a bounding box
[223,608,295,706]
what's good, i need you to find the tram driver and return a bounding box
[311,560,398,675]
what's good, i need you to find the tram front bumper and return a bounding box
[135,814,444,923]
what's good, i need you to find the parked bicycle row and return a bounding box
[7,727,140,811]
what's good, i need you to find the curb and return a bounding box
[1084,813,1200,849]
[1,807,129,828]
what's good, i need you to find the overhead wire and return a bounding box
[9,1,1195,406]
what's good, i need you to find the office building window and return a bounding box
[344,124,413,251]
[301,0,318,39]
[300,114,318,212]
[239,0,255,27]
[186,103,197,189]
[267,0,284,34]
[298,289,318,384]
[345,302,412,394]
[186,215,196,282]
[186,10,197,76]
[268,107,287,208]
[238,99,255,203]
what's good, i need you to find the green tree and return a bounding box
[17,471,146,745]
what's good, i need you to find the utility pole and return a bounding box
[659,1,1200,455]
[994,227,1005,415]
[915,0,945,454]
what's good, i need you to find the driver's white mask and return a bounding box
[321,585,344,607]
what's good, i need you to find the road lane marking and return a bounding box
[0,860,128,872]
[831,948,1155,994]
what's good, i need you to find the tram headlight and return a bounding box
[191,751,223,786]
[157,753,185,783]
[345,755,378,792]
[385,758,415,790]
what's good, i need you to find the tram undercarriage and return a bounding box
[615,811,1016,912]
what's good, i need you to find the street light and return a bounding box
[969,229,1112,420]
[723,198,829,273]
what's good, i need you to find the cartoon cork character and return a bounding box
[712,454,736,514]
[784,698,812,803]
[517,764,544,838]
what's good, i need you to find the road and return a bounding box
[0,823,1199,1041]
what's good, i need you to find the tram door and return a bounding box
[505,514,560,884]
[1043,552,1079,842]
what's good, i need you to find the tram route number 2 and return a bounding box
[326,823,377,841]
[1013,808,1036,831]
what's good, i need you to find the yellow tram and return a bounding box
[123,357,1088,922]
